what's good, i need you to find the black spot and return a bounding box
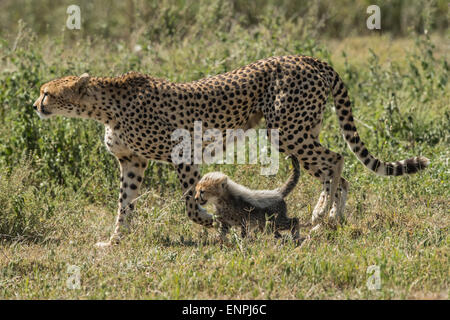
[385,164,394,175]
[406,159,418,174]
[395,163,403,176]
[360,148,369,158]
[350,136,360,144]
[371,159,380,172]
[343,124,354,131]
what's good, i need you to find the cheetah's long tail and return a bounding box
[327,65,429,176]
[278,156,301,197]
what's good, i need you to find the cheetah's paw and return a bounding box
[94,241,113,248]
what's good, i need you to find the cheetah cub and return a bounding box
[195,157,308,242]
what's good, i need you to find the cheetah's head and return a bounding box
[33,73,90,119]
[194,172,228,206]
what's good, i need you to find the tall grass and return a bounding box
[0,0,448,41]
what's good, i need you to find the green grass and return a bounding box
[0,1,448,299]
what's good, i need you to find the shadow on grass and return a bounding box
[0,233,62,246]
[154,234,224,248]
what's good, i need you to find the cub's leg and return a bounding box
[240,222,248,238]
[218,221,231,242]
[290,217,300,239]
[96,154,148,247]
[274,214,300,239]
[274,230,282,239]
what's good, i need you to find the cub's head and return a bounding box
[33,73,90,119]
[194,172,228,205]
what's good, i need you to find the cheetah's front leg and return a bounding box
[175,163,214,228]
[96,154,148,247]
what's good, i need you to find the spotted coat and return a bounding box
[33,55,429,246]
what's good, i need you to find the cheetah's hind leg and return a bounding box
[309,149,345,229]
[328,177,349,225]
[311,181,330,226]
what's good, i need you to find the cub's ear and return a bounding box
[74,73,90,96]
[219,176,228,189]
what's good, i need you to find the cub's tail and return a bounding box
[278,156,301,198]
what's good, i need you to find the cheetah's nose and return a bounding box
[33,104,38,110]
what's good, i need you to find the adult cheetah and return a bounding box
[33,55,429,247]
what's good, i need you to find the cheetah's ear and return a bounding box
[74,73,90,96]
